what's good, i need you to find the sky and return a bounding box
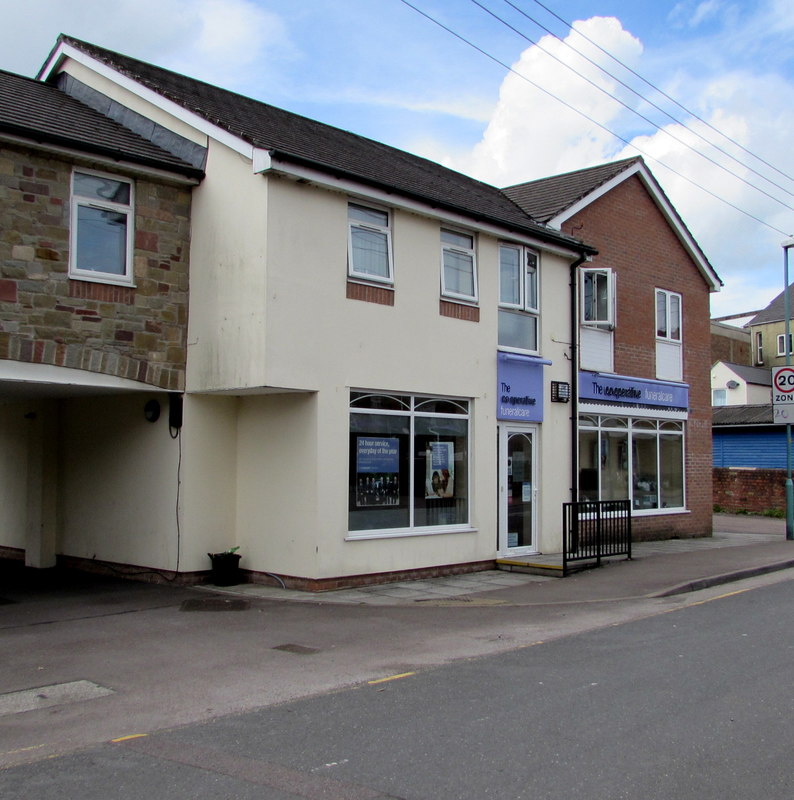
[1,0,794,321]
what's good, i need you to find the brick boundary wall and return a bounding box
[713,467,786,514]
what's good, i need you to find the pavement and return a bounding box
[199,512,794,606]
[2,512,794,770]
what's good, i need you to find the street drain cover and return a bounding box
[272,643,319,655]
[180,597,250,612]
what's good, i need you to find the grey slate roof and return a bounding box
[712,404,773,426]
[748,286,794,326]
[0,68,203,179]
[502,157,640,224]
[46,36,594,254]
[722,363,772,386]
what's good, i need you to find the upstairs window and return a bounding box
[581,268,615,328]
[498,244,539,352]
[348,203,393,284]
[777,333,793,357]
[70,170,134,285]
[656,288,683,381]
[756,332,763,365]
[440,229,477,302]
[656,289,682,342]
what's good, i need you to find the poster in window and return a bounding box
[356,437,400,507]
[425,441,455,499]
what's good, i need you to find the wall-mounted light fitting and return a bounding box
[144,399,161,422]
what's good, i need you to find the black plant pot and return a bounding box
[208,552,242,586]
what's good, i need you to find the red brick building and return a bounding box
[506,158,722,539]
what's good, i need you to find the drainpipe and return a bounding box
[570,252,591,502]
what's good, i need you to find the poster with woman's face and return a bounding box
[425,441,454,499]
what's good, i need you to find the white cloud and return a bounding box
[0,0,293,91]
[447,17,643,186]
[426,13,794,319]
[165,0,295,88]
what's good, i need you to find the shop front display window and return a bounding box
[349,392,470,536]
[578,415,684,511]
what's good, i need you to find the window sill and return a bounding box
[69,272,135,289]
[347,280,395,306]
[346,525,477,541]
[631,507,690,517]
[440,299,479,322]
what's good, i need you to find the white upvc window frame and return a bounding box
[656,288,682,343]
[777,333,794,357]
[440,228,478,303]
[498,243,540,353]
[347,202,394,285]
[756,331,764,364]
[581,267,615,328]
[69,168,134,286]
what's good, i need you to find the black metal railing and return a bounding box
[562,500,631,576]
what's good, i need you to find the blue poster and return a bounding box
[356,437,400,507]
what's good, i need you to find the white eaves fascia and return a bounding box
[39,42,257,163]
[547,159,722,292]
[263,156,585,259]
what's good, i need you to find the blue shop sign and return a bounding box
[579,371,688,409]
[497,353,549,422]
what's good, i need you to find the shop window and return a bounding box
[498,244,539,352]
[348,203,393,284]
[578,415,685,512]
[440,229,477,302]
[349,392,470,536]
[70,169,134,285]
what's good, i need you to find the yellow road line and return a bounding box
[111,734,149,743]
[367,672,416,685]
[688,587,754,607]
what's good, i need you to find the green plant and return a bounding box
[221,546,240,555]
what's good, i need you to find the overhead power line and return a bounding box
[398,0,792,238]
[495,0,794,204]
[526,0,794,187]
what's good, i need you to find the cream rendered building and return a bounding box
[1,37,596,589]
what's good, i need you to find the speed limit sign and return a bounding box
[773,366,794,423]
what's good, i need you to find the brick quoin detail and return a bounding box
[0,144,191,391]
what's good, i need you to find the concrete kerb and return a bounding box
[652,558,794,598]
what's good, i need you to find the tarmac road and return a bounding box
[2,564,794,798]
[0,514,792,774]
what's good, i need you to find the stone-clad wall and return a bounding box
[0,144,191,390]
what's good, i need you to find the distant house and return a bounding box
[746,286,794,367]
[710,320,751,366]
[711,362,771,406]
